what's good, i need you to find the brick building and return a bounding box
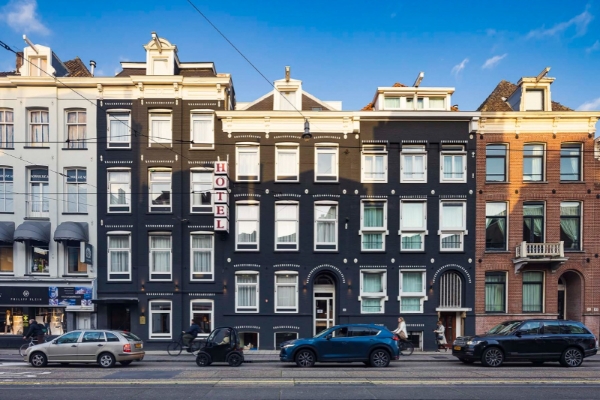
[475,69,600,336]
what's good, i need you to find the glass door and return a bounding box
[314,293,334,336]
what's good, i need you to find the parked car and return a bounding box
[25,330,145,368]
[195,326,244,367]
[279,324,400,368]
[452,319,598,367]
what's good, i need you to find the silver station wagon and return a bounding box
[25,330,145,368]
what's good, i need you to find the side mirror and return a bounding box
[326,334,332,340]
[515,331,523,337]
[52,340,58,344]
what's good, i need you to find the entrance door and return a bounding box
[439,312,456,345]
[108,304,130,331]
[314,293,335,336]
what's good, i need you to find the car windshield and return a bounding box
[486,321,522,335]
[120,332,142,342]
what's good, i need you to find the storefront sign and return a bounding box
[0,286,93,307]
[49,286,93,307]
[0,287,49,305]
[213,161,229,233]
[80,243,93,265]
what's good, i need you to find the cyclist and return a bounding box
[182,319,201,351]
[23,318,45,346]
[392,317,409,354]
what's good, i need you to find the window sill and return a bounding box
[559,181,585,184]
[62,148,88,151]
[485,181,510,184]
[24,217,50,221]
[23,146,50,149]
[189,147,215,151]
[314,180,340,184]
[0,147,15,150]
[564,250,584,253]
[24,274,50,277]
[146,212,173,215]
[483,311,507,314]
[61,274,89,278]
[106,147,132,150]
[484,250,511,254]
[62,213,89,215]
[522,181,548,184]
[0,212,14,214]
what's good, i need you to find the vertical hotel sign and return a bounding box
[213,161,229,232]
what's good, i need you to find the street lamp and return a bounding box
[302,118,312,142]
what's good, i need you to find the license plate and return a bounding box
[135,343,142,349]
[454,346,461,351]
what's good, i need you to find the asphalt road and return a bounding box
[1,360,599,399]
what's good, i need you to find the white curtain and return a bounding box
[151,236,171,272]
[192,118,212,144]
[109,236,129,272]
[31,183,49,213]
[365,155,384,179]
[363,273,383,293]
[0,180,13,212]
[384,97,400,109]
[402,272,422,293]
[151,119,171,143]
[237,275,257,307]
[277,150,298,176]
[109,114,129,142]
[402,202,424,229]
[401,297,421,312]
[277,275,296,307]
[442,204,464,229]
[316,205,336,243]
[404,154,425,180]
[276,205,297,243]
[238,150,257,176]
[192,235,212,272]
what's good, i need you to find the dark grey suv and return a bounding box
[452,319,598,367]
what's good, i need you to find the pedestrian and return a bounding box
[433,320,447,352]
[23,318,45,345]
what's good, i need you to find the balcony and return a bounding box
[513,241,568,273]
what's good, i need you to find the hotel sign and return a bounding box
[213,161,229,233]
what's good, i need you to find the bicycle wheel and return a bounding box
[402,342,414,356]
[167,341,182,356]
[19,343,29,357]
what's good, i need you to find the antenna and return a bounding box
[23,35,38,54]
[413,72,424,87]
[535,67,551,82]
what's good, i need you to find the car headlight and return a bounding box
[282,344,295,348]
[467,340,483,345]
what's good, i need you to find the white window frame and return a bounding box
[274,271,299,313]
[28,168,49,218]
[107,231,131,281]
[64,168,87,213]
[525,89,544,111]
[360,200,388,252]
[439,201,467,252]
[65,109,87,149]
[190,299,214,337]
[398,270,427,314]
[107,168,131,213]
[0,166,14,212]
[28,56,48,77]
[275,201,299,251]
[359,270,388,314]
[148,111,173,146]
[190,232,214,281]
[149,233,172,281]
[275,143,300,182]
[440,145,467,183]
[236,143,260,182]
[190,168,213,213]
[236,201,260,251]
[107,110,131,149]
[314,201,338,251]
[152,58,170,75]
[399,200,427,252]
[0,109,14,148]
[148,168,172,212]
[400,145,427,183]
[361,145,388,183]
[427,97,446,110]
[315,144,339,182]
[149,300,172,339]
[190,111,214,149]
[28,109,49,147]
[235,271,259,313]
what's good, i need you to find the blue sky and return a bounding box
[1,0,599,112]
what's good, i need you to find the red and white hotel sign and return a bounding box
[213,161,229,232]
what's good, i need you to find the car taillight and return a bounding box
[392,334,400,341]
[123,343,131,353]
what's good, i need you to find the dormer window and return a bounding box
[152,59,169,75]
[429,97,445,109]
[279,91,297,111]
[383,96,446,110]
[525,89,544,111]
[29,56,47,77]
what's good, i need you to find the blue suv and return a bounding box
[279,324,400,368]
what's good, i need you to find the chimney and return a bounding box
[89,60,96,77]
[16,52,23,73]
[285,66,290,82]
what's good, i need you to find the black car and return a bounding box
[452,319,598,367]
[195,327,244,367]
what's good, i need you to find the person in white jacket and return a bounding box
[392,317,408,339]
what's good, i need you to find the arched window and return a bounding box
[439,271,463,308]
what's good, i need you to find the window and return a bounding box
[384,97,401,109]
[149,300,172,339]
[523,203,544,243]
[66,110,86,149]
[235,272,259,313]
[236,202,259,251]
[361,145,387,182]
[486,144,507,182]
[56,331,81,344]
[360,201,387,251]
[541,321,561,334]
[314,202,337,251]
[0,244,13,273]
[360,271,387,313]
[279,91,296,110]
[485,202,507,251]
[522,271,543,312]
[191,300,213,335]
[562,322,589,335]
[149,234,172,281]
[65,168,87,213]
[440,145,466,182]
[0,167,13,212]
[400,201,427,251]
[485,272,506,313]
[0,109,14,148]
[560,202,581,251]
[149,112,172,146]
[439,271,463,308]
[152,59,169,75]
[525,89,544,111]
[275,332,298,349]
[149,168,171,212]
[66,241,86,274]
[518,321,541,335]
[191,113,214,148]
[82,332,105,343]
[440,202,466,251]
[29,110,49,146]
[29,168,49,218]
[236,144,260,181]
[239,332,258,350]
[275,272,298,313]
[401,145,427,183]
[523,144,544,181]
[107,112,131,148]
[560,144,582,181]
[399,270,426,313]
[191,233,213,281]
[276,144,299,182]
[275,202,299,250]
[107,170,131,213]
[29,242,49,274]
[108,234,131,280]
[191,170,213,213]
[429,97,445,109]
[29,56,48,77]
[315,145,338,182]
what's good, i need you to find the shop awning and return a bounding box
[53,222,89,242]
[0,222,15,243]
[92,298,139,304]
[13,221,51,243]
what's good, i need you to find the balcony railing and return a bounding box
[515,241,564,258]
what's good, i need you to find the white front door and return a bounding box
[314,285,335,335]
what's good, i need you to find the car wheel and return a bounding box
[530,360,545,365]
[459,358,475,364]
[227,353,243,367]
[30,352,47,368]
[98,352,116,368]
[120,361,133,366]
[370,349,391,368]
[295,349,315,368]
[196,352,211,367]
[560,347,583,368]
[481,347,504,367]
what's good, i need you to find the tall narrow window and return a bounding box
[525,89,544,111]
[235,272,259,313]
[485,272,506,313]
[28,56,47,76]
[0,167,13,212]
[399,270,426,313]
[522,271,543,312]
[440,202,466,251]
[440,145,466,182]
[191,113,214,148]
[275,144,299,182]
[191,301,213,335]
[275,202,299,250]
[65,168,87,213]
[236,144,260,182]
[361,145,387,182]
[236,202,259,251]
[275,272,298,313]
[29,168,49,218]
[486,144,507,182]
[66,110,86,149]
[191,233,213,281]
[149,234,172,281]
[0,109,14,148]
[29,110,49,146]
[523,144,544,181]
[149,112,172,146]
[401,145,427,183]
[107,112,131,148]
[314,202,337,251]
[560,144,581,181]
[0,243,13,273]
[485,202,507,250]
[361,201,387,251]
[108,234,131,281]
[191,170,213,213]
[29,242,49,274]
[107,170,131,213]
[360,271,387,313]
[149,300,172,339]
[400,201,427,251]
[523,203,544,243]
[149,168,172,212]
[279,91,296,110]
[560,202,581,251]
[315,145,338,182]
[66,241,86,274]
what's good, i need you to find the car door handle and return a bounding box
[97,344,104,347]
[71,345,77,347]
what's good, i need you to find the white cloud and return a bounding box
[587,40,600,53]
[577,97,600,111]
[482,53,507,69]
[526,8,593,39]
[0,0,50,36]
[451,58,469,76]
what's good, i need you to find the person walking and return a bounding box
[433,320,447,352]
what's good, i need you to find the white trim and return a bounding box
[236,143,260,182]
[149,233,172,281]
[148,167,172,213]
[107,168,131,213]
[190,299,214,338]
[107,232,131,281]
[275,201,299,251]
[236,201,260,251]
[400,145,427,183]
[235,271,260,313]
[190,169,213,214]
[190,232,214,282]
[440,145,467,183]
[315,144,339,182]
[190,112,215,150]
[361,144,388,183]
[360,200,388,252]
[314,201,338,251]
[398,269,427,314]
[274,271,299,313]
[523,142,546,182]
[359,270,388,314]
[439,201,467,252]
[148,111,173,147]
[399,200,427,252]
[149,300,173,339]
[275,143,300,182]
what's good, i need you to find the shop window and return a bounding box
[235,271,259,313]
[275,144,299,182]
[239,331,258,350]
[148,168,172,212]
[236,202,259,251]
[191,300,213,335]
[191,233,213,281]
[407,331,423,351]
[149,234,172,281]
[360,271,387,314]
[65,168,87,213]
[0,244,13,273]
[66,241,86,274]
[149,300,172,339]
[399,270,426,313]
[148,112,172,146]
[0,109,14,148]
[107,112,131,148]
[107,169,131,213]
[360,201,387,251]
[275,272,298,313]
[314,202,337,251]
[190,113,214,148]
[275,202,299,250]
[66,110,87,149]
[275,332,298,349]
[28,110,49,146]
[315,145,338,182]
[29,242,49,274]
[0,167,13,212]
[191,170,213,213]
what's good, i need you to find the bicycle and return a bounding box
[167,332,204,356]
[19,337,47,357]
[398,339,414,356]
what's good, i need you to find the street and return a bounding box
[1,358,600,399]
